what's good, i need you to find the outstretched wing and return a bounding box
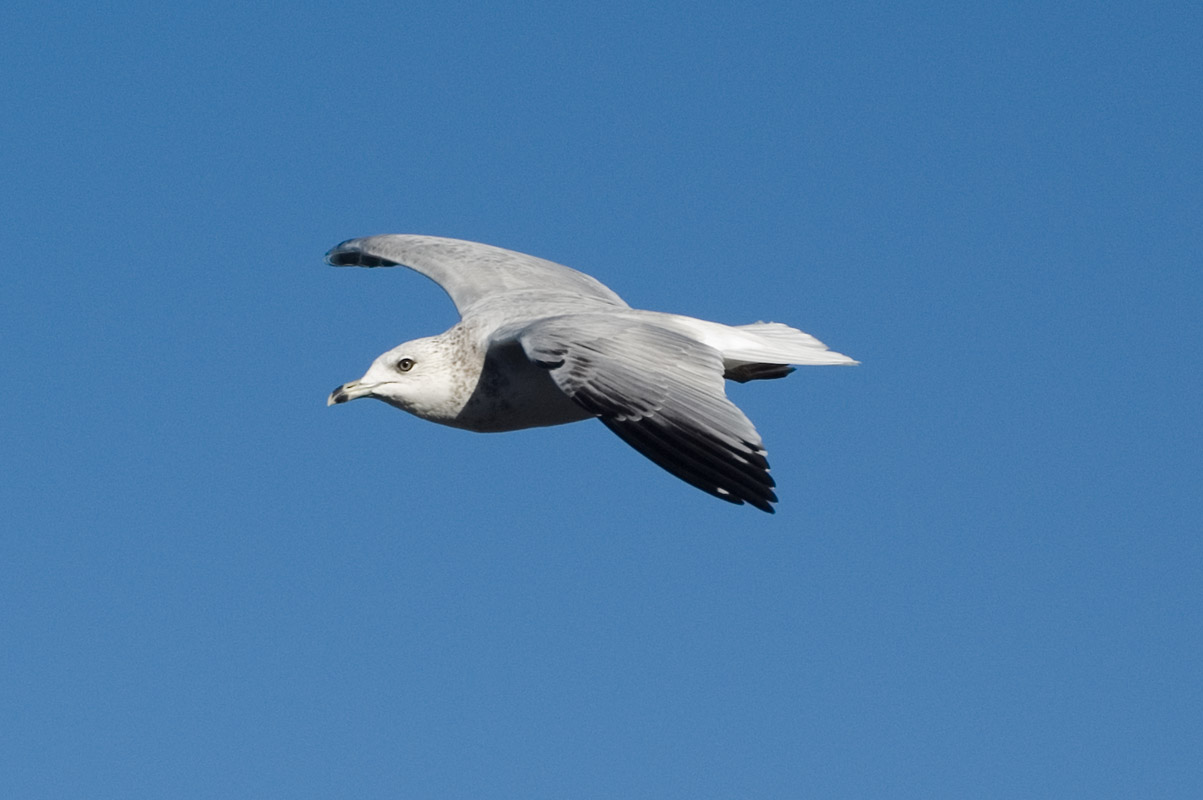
[326,235,628,315]
[516,315,778,512]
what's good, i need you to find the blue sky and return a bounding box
[3,1,1200,797]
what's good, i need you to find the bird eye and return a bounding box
[396,358,415,372]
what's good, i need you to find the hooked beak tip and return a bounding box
[328,380,376,407]
[328,385,350,407]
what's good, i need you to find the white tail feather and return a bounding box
[657,315,859,367]
[728,321,859,366]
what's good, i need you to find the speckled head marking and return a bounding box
[327,325,483,424]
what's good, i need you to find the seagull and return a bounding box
[327,235,856,512]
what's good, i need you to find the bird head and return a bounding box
[328,336,469,423]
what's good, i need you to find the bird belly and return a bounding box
[449,345,592,433]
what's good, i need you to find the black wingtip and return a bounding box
[713,487,776,513]
[325,240,399,267]
[598,417,780,513]
[724,486,777,514]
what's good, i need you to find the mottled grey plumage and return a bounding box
[327,235,856,512]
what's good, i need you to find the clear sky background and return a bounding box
[3,2,1200,797]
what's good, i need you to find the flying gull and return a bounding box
[327,235,857,512]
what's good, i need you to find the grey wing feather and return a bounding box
[517,315,778,512]
[326,235,628,314]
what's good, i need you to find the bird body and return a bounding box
[327,235,856,512]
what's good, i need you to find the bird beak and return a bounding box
[328,380,374,406]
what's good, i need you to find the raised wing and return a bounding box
[517,315,778,512]
[326,235,628,315]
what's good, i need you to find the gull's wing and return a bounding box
[326,235,628,315]
[515,315,778,512]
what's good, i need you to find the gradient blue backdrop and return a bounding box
[3,2,1200,797]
